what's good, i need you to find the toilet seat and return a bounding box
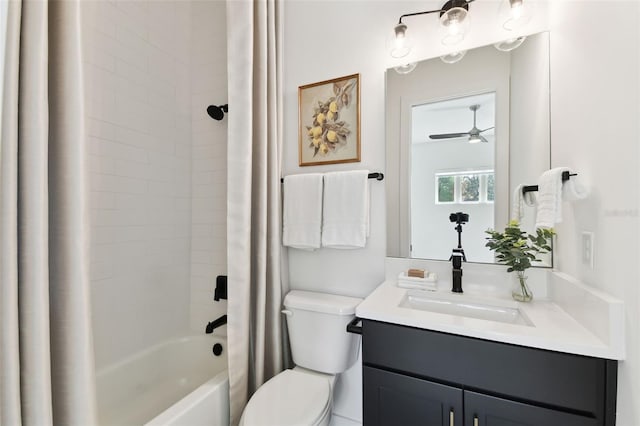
[241,369,332,426]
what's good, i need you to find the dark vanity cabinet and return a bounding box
[362,320,618,426]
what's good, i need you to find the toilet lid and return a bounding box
[243,369,331,426]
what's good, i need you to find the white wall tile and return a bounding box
[85,0,195,369]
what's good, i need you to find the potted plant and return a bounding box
[485,221,555,302]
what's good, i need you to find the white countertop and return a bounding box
[356,275,625,360]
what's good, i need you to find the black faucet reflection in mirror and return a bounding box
[449,212,469,293]
[214,275,227,301]
[205,315,227,334]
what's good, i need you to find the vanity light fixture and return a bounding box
[390,0,533,63]
[389,0,475,59]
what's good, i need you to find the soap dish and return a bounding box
[397,271,438,291]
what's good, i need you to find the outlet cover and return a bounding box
[581,231,594,269]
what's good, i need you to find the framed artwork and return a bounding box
[298,73,361,166]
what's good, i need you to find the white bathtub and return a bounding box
[96,335,229,426]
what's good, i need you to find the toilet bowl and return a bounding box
[239,368,335,426]
[239,290,362,426]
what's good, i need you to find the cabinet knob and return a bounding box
[473,414,479,426]
[449,409,454,426]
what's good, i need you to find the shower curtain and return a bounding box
[0,0,98,424]
[226,0,288,423]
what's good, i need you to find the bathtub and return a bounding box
[96,335,229,426]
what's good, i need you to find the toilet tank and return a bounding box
[283,290,362,374]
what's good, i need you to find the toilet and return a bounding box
[240,290,362,426]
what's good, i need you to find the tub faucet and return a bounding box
[205,315,227,334]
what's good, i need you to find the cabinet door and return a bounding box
[363,366,463,426]
[464,391,600,426]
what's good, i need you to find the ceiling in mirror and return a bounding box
[385,32,551,265]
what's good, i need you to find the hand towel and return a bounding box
[511,183,537,222]
[535,167,570,229]
[282,173,323,250]
[322,170,370,249]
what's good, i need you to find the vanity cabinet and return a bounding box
[362,320,617,426]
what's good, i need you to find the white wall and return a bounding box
[548,2,640,425]
[285,1,640,424]
[189,0,228,336]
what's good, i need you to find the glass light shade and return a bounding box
[440,50,467,64]
[468,134,482,144]
[394,63,418,74]
[440,7,469,46]
[501,0,533,31]
[389,23,412,58]
[494,36,526,52]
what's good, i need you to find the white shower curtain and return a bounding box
[0,0,98,424]
[226,0,288,423]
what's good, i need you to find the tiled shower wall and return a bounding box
[189,1,228,334]
[83,0,194,368]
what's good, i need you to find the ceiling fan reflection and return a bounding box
[428,104,494,143]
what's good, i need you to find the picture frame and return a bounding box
[298,73,361,166]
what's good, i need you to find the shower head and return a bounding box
[207,104,228,121]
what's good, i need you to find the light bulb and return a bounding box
[440,7,469,46]
[502,0,532,31]
[510,0,523,19]
[389,23,412,58]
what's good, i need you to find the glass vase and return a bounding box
[511,271,533,302]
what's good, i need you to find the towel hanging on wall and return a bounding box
[511,183,537,221]
[282,173,323,250]
[322,170,370,249]
[535,168,587,228]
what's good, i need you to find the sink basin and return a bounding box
[399,290,534,326]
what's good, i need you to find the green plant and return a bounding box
[485,221,555,301]
[485,220,555,273]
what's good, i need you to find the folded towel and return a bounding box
[322,170,370,249]
[397,272,438,291]
[511,183,537,222]
[282,174,323,250]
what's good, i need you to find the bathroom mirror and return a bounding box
[386,32,551,264]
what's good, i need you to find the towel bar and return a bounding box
[522,171,576,194]
[280,172,384,183]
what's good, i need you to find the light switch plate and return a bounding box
[581,231,594,269]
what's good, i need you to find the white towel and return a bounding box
[322,170,370,249]
[282,174,323,250]
[511,183,537,222]
[535,167,585,229]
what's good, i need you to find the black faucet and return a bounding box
[205,315,227,334]
[451,249,466,293]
